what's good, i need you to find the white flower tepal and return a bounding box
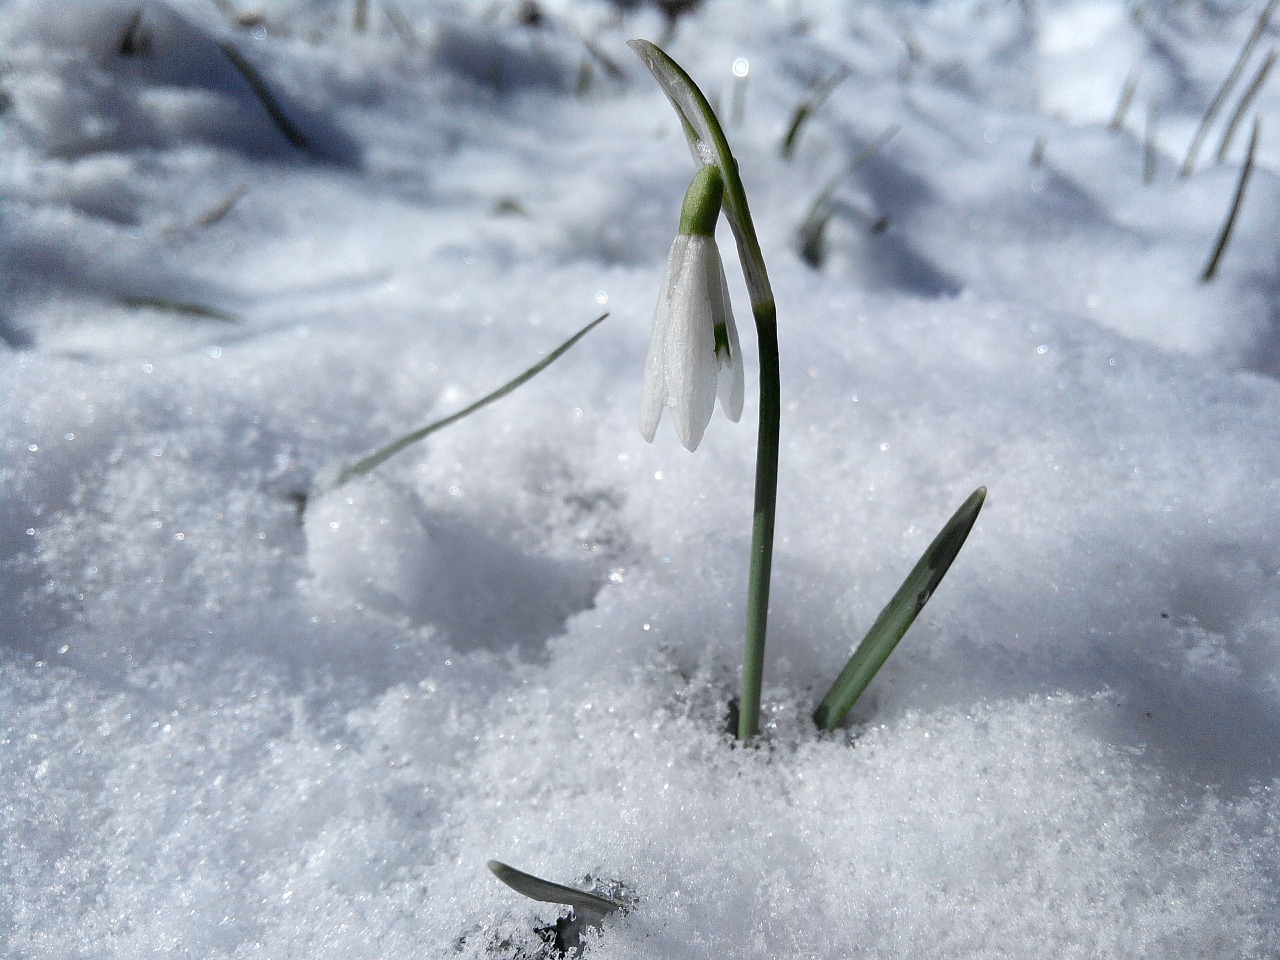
[640,167,744,452]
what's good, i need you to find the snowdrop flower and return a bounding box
[640,165,744,451]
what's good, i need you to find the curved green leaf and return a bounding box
[487,860,622,916]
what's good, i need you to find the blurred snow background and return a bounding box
[2,0,1278,956]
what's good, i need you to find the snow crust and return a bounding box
[2,1,1278,956]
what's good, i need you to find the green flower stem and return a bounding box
[739,297,780,740]
[629,40,779,740]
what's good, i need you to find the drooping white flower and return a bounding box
[639,167,744,452]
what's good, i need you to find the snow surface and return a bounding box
[2,0,1279,956]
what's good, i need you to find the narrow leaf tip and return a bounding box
[488,859,622,915]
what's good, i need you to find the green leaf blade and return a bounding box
[119,296,239,323]
[487,860,622,916]
[814,486,986,731]
[311,312,608,500]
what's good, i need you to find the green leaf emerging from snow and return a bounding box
[780,68,848,160]
[487,860,622,916]
[119,295,239,323]
[814,487,986,731]
[216,39,313,154]
[309,313,608,501]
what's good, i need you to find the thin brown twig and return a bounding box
[1109,64,1140,132]
[1180,0,1278,177]
[216,39,314,154]
[1201,116,1260,282]
[1143,102,1159,183]
[1216,47,1276,161]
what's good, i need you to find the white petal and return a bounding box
[638,235,724,452]
[710,250,744,423]
[639,283,673,443]
[668,236,719,450]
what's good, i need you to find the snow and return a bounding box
[2,0,1278,957]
